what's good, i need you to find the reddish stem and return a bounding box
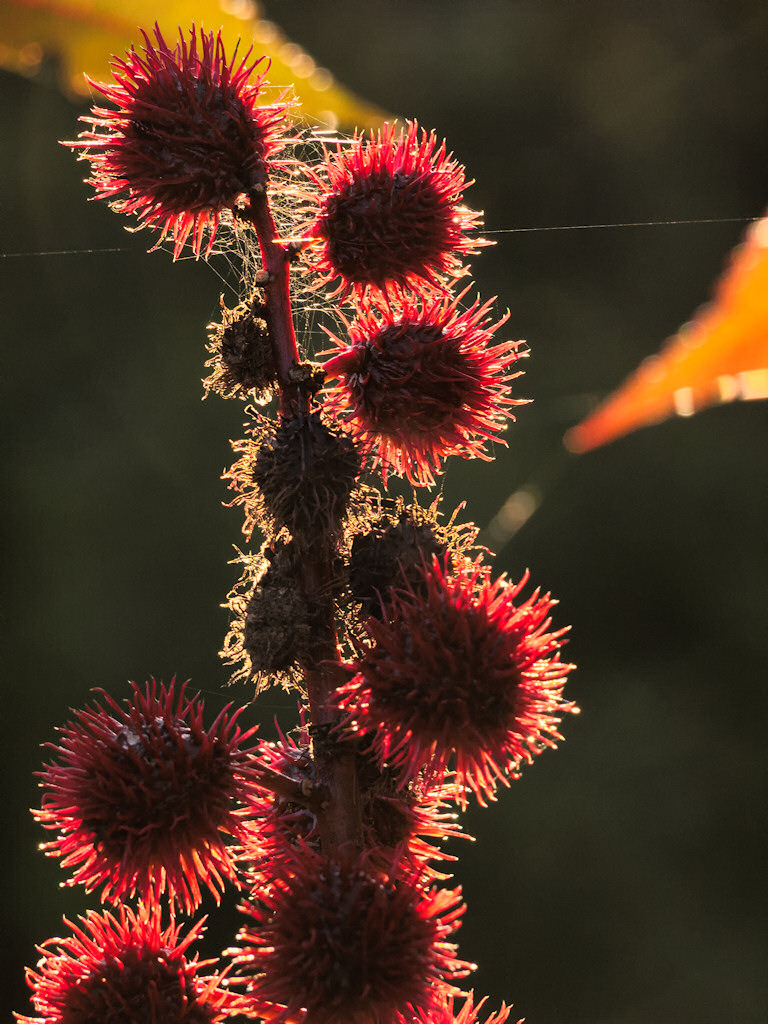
[298,538,363,852]
[243,186,363,854]
[251,766,324,811]
[246,186,301,416]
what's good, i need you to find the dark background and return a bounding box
[2,1,766,1022]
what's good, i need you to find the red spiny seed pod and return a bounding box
[230,847,472,1024]
[405,990,520,1024]
[240,726,464,885]
[322,292,526,486]
[34,679,260,912]
[239,725,317,880]
[15,901,242,1024]
[309,120,486,299]
[356,761,467,882]
[64,24,289,257]
[338,556,578,807]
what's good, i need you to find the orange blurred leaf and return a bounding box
[565,212,768,454]
[0,0,389,130]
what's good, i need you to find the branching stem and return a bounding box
[251,766,325,811]
[246,186,302,417]
[244,185,363,855]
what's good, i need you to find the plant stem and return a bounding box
[299,537,363,852]
[244,185,363,855]
[252,765,322,810]
[246,186,302,417]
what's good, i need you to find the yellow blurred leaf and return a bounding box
[0,0,389,130]
[565,211,768,453]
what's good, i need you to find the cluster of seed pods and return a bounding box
[18,25,577,1024]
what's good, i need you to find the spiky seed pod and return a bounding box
[64,24,289,257]
[349,513,448,618]
[220,545,311,692]
[240,727,464,886]
[239,724,317,882]
[338,556,578,807]
[407,990,520,1024]
[230,847,472,1024]
[34,679,260,912]
[203,294,277,401]
[354,746,467,881]
[241,541,318,674]
[323,292,526,486]
[309,120,485,299]
[15,901,242,1024]
[250,412,361,538]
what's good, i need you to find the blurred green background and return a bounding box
[2,1,766,1022]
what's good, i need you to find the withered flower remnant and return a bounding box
[204,293,277,401]
[349,512,449,618]
[242,541,317,677]
[227,411,362,540]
